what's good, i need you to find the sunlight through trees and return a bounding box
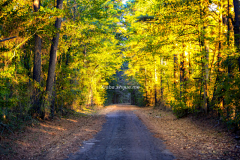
[0,0,240,131]
[123,0,240,129]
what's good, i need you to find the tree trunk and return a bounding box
[211,8,223,117]
[154,82,157,106]
[144,67,148,105]
[233,0,240,127]
[50,75,56,118]
[0,36,17,42]
[160,57,164,101]
[199,0,209,113]
[203,40,209,113]
[173,54,178,88]
[33,0,42,117]
[45,0,63,118]
[233,0,240,71]
[154,61,157,106]
[114,91,117,104]
[188,49,192,76]
[131,90,135,105]
[180,49,185,101]
[233,0,240,72]
[227,0,234,118]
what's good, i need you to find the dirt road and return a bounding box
[67,105,175,160]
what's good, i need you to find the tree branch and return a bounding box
[0,36,17,43]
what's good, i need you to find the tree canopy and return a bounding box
[1,0,240,130]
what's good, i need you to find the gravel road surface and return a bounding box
[67,106,175,160]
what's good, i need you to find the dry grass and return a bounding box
[134,107,240,160]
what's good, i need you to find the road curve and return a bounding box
[67,105,175,160]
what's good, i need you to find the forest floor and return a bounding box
[0,104,240,160]
[0,107,106,160]
[135,107,240,160]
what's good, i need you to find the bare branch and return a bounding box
[0,36,17,43]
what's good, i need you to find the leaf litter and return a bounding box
[134,107,240,160]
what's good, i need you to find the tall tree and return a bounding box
[45,0,63,118]
[233,0,240,71]
[32,0,42,116]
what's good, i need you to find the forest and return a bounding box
[1,0,240,136]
